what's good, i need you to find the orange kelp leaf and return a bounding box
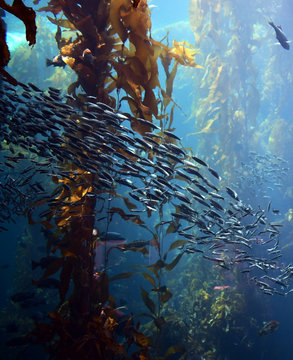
[109,272,134,282]
[41,258,63,280]
[130,117,152,136]
[104,317,118,331]
[135,332,149,347]
[163,345,186,359]
[109,0,131,42]
[139,271,156,288]
[56,216,71,227]
[59,258,73,303]
[47,16,76,30]
[168,240,188,252]
[165,252,184,272]
[169,40,202,68]
[122,0,151,40]
[140,286,156,314]
[168,103,176,130]
[165,61,178,100]
[0,0,37,46]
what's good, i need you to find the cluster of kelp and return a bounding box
[1,1,292,359]
[162,255,270,360]
[188,0,263,178]
[188,0,293,184]
[0,0,202,359]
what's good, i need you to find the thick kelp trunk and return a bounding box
[0,1,201,358]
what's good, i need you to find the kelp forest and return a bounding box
[1,0,293,360]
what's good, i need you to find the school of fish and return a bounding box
[0,75,292,297]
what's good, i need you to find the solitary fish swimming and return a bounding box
[268,21,290,50]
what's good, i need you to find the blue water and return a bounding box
[1,1,293,359]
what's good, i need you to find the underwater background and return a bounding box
[1,0,293,359]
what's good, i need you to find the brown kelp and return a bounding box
[0,0,202,358]
[188,0,263,178]
[38,0,201,126]
[1,1,293,359]
[0,0,37,84]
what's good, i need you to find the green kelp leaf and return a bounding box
[166,222,177,234]
[140,286,156,314]
[139,272,157,288]
[109,272,134,282]
[165,252,184,272]
[168,240,188,252]
[163,345,186,359]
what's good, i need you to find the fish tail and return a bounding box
[46,59,52,67]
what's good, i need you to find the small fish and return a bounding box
[46,54,66,68]
[259,320,279,336]
[163,130,181,141]
[214,285,230,290]
[192,156,208,167]
[268,21,290,50]
[226,186,240,201]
